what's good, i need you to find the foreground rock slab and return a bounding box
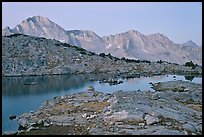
[17,80,202,135]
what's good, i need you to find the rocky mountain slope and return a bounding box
[2,16,202,65]
[2,34,111,76]
[102,31,202,65]
[3,16,69,43]
[66,30,107,53]
[2,34,201,77]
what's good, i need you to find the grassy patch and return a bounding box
[18,125,89,135]
[186,104,202,111]
[80,101,110,113]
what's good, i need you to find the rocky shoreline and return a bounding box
[2,34,202,135]
[8,80,201,135]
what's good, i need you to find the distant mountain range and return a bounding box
[2,16,202,65]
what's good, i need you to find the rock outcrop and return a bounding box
[16,80,202,135]
[2,34,202,77]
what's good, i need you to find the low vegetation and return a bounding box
[184,61,197,69]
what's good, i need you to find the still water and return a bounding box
[2,74,202,133]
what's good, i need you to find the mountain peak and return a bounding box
[126,29,140,34]
[147,32,173,44]
[149,32,165,37]
[183,40,198,47]
[4,26,11,30]
[28,15,49,21]
[7,15,69,42]
[155,32,163,36]
[185,40,196,44]
[22,15,51,24]
[2,26,13,36]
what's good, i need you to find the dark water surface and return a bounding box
[2,74,202,133]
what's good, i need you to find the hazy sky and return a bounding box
[2,2,202,46]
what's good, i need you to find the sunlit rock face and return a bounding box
[4,16,69,43]
[102,31,202,65]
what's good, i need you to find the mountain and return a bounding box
[2,16,202,65]
[103,30,202,65]
[66,30,106,53]
[182,40,199,47]
[180,40,202,65]
[3,16,69,43]
[2,34,202,77]
[2,34,117,76]
[2,26,15,36]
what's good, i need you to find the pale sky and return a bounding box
[2,2,202,46]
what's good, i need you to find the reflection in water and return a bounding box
[2,74,202,133]
[184,75,195,81]
[2,75,91,96]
